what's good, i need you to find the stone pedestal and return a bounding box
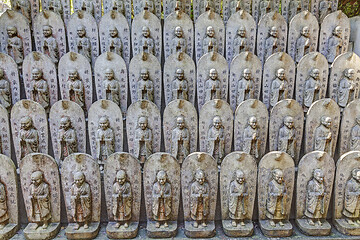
[146,220,177,238]
[296,219,331,236]
[23,223,60,240]
[259,220,293,237]
[334,219,360,236]
[184,221,216,238]
[222,220,253,237]
[65,222,100,240]
[106,221,139,239]
[0,223,18,240]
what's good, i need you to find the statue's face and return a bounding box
[60,118,70,129]
[142,28,150,37]
[6,28,16,37]
[69,71,78,80]
[213,118,222,130]
[270,28,278,37]
[207,27,215,37]
[196,176,205,185]
[117,175,126,185]
[249,118,257,129]
[109,29,118,38]
[75,176,84,187]
[274,172,283,184]
[284,118,294,128]
[157,175,166,185]
[175,27,183,37]
[302,27,310,37]
[105,70,114,80]
[314,172,324,183]
[99,120,108,130]
[236,174,245,184]
[139,119,147,130]
[311,69,320,79]
[277,69,285,80]
[176,71,184,80]
[43,27,52,37]
[31,174,42,186]
[209,70,217,80]
[237,28,246,37]
[21,119,32,130]
[243,70,251,80]
[334,27,342,37]
[346,69,355,80]
[141,71,149,80]
[322,118,332,128]
[177,119,185,129]
[77,28,86,37]
[32,70,42,80]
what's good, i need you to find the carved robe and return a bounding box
[0,79,11,109]
[343,178,360,219]
[229,180,247,220]
[327,35,342,63]
[96,127,114,163]
[20,127,39,159]
[104,79,120,106]
[233,36,248,55]
[205,79,221,101]
[139,36,155,54]
[70,182,92,223]
[58,127,77,161]
[243,126,259,159]
[264,36,278,61]
[68,79,85,108]
[350,124,360,151]
[266,179,286,220]
[7,35,23,65]
[171,37,187,55]
[29,181,51,223]
[237,78,253,104]
[207,126,225,161]
[314,124,332,155]
[190,181,210,221]
[278,126,296,158]
[32,79,50,109]
[172,78,188,100]
[171,127,190,161]
[270,78,287,107]
[47,0,63,17]
[305,179,325,219]
[304,77,320,108]
[134,127,152,160]
[107,37,123,57]
[338,77,355,108]
[42,36,59,64]
[202,36,218,54]
[76,36,92,62]
[152,182,172,221]
[112,181,132,221]
[295,35,310,62]
[137,79,154,102]
[0,182,9,223]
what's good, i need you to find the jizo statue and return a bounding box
[139,27,155,55]
[205,68,221,102]
[266,169,286,227]
[0,68,11,110]
[12,0,31,23]
[172,68,188,101]
[171,26,187,55]
[343,168,360,225]
[304,68,321,108]
[207,116,225,164]
[202,26,218,55]
[295,26,311,63]
[319,0,332,22]
[171,116,190,163]
[110,0,125,15]
[0,177,8,229]
[96,116,115,169]
[243,116,260,159]
[58,116,78,161]
[350,118,360,151]
[67,69,85,109]
[137,68,154,102]
[259,0,273,19]
[229,169,248,227]
[47,0,63,17]
[278,116,296,159]
[264,26,279,62]
[237,68,254,105]
[79,0,95,16]
[42,25,59,64]
[20,116,39,159]
[107,27,123,57]
[31,68,49,110]
[6,26,24,66]
[190,169,210,228]
[76,25,92,63]
[289,0,302,21]
[103,68,121,106]
[327,26,343,63]
[152,170,172,228]
[112,170,132,228]
[233,26,249,55]
[314,116,333,155]
[270,68,288,107]
[338,68,356,108]
[134,116,152,163]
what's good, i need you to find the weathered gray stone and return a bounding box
[193,0,221,21]
[10,0,32,23]
[41,0,71,25]
[73,0,101,22]
[103,0,132,26]
[282,0,308,23]
[311,0,338,22]
[0,53,20,110]
[133,0,162,19]
[0,105,11,158]
[164,0,191,19]
[223,0,252,23]
[252,0,280,24]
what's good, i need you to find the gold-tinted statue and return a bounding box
[152,170,172,228]
[112,170,132,228]
[266,169,286,227]
[190,169,209,228]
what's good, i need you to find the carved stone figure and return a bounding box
[19,116,39,159]
[229,0,243,16]
[229,170,248,227]
[319,0,332,22]
[338,68,356,108]
[79,0,95,16]
[134,116,152,163]
[0,178,8,230]
[278,116,296,159]
[67,69,85,109]
[327,26,343,63]
[103,68,121,106]
[152,170,172,228]
[110,0,125,15]
[0,68,11,110]
[137,69,154,102]
[237,69,254,105]
[47,0,63,17]
[288,0,302,21]
[305,169,326,226]
[295,26,310,62]
[76,25,92,63]
[190,169,210,228]
[314,116,333,155]
[172,69,188,101]
[41,25,59,64]
[270,68,288,107]
[71,171,92,230]
[112,170,132,228]
[139,0,155,14]
[202,26,218,55]
[233,27,249,55]
[31,68,49,110]
[259,0,272,20]
[205,69,221,101]
[304,68,321,108]
[11,0,31,22]
[29,170,51,229]
[207,116,225,164]
[266,169,286,227]
[171,116,190,163]
[343,168,360,225]
[6,26,24,66]
[58,116,78,161]
[243,116,260,159]
[350,118,360,151]
[139,27,155,55]
[264,27,279,61]
[171,26,187,55]
[96,116,114,169]
[107,27,123,57]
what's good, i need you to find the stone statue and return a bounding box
[103,68,121,106]
[171,116,190,163]
[288,0,302,21]
[319,0,332,22]
[19,116,39,159]
[264,27,279,61]
[207,116,225,164]
[305,169,326,226]
[338,68,356,108]
[76,25,92,63]
[31,68,49,110]
[172,68,188,101]
[29,170,51,229]
[190,169,210,228]
[295,26,310,62]
[205,68,221,101]
[58,116,78,161]
[140,0,155,13]
[327,26,343,63]
[304,68,321,108]
[259,0,272,20]
[314,116,333,155]
[112,170,132,228]
[229,0,242,16]
[270,68,288,107]
[266,169,286,227]
[12,0,31,22]
[139,27,155,55]
[70,171,92,230]
[6,26,24,66]
[0,68,11,110]
[278,116,296,158]
[96,116,114,169]
[237,68,254,105]
[79,0,94,16]
[47,0,63,17]
[0,177,8,229]
[67,69,85,109]
[229,170,248,227]
[171,26,187,55]
[107,27,123,57]
[343,168,360,225]
[41,25,59,64]
[233,27,249,55]
[202,26,218,55]
[350,118,360,151]
[137,68,154,102]
[152,170,172,228]
[243,116,260,159]
[110,0,125,15]
[134,116,152,163]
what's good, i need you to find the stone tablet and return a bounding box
[288,11,319,63]
[0,106,11,158]
[182,152,218,238]
[94,52,128,115]
[195,10,225,62]
[234,99,268,161]
[220,152,257,237]
[164,9,194,59]
[49,100,86,164]
[199,100,233,164]
[0,10,32,67]
[10,0,32,23]
[0,53,20,110]
[73,0,101,23]
[10,100,47,164]
[0,154,18,240]
[257,12,287,64]
[129,52,161,109]
[193,0,221,21]
[252,0,280,24]
[99,11,131,66]
[131,10,162,63]
[103,0,132,26]
[305,98,340,158]
[143,153,180,238]
[133,0,161,19]
[295,52,329,112]
[33,10,66,65]
[282,0,308,23]
[269,99,303,164]
[223,0,252,23]
[262,52,295,109]
[163,99,198,163]
[258,151,295,237]
[61,153,101,239]
[22,52,58,110]
[164,0,191,19]
[163,52,195,105]
[311,0,338,22]
[104,152,141,239]
[350,16,360,57]
[20,153,60,240]
[88,100,123,170]
[126,100,161,163]
[319,11,350,64]
[67,11,99,67]
[41,0,71,25]
[229,52,261,111]
[225,10,256,64]
[296,151,335,236]
[329,52,360,109]
[197,52,228,110]
[58,52,92,111]
[333,151,360,235]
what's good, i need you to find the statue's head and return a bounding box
[235,170,245,184]
[301,26,310,38]
[213,116,222,130]
[176,116,185,130]
[321,116,332,128]
[248,116,257,129]
[195,169,205,185]
[206,26,215,37]
[333,25,342,37]
[174,26,183,37]
[109,26,118,38]
[237,26,246,37]
[284,116,294,129]
[352,168,360,183]
[209,68,218,80]
[116,170,127,185]
[60,116,72,130]
[105,68,115,80]
[310,68,320,80]
[68,69,79,81]
[142,26,150,37]
[31,68,43,80]
[176,68,184,80]
[0,68,4,79]
[344,68,355,80]
[272,168,284,184]
[313,168,324,184]
[31,170,44,186]
[20,116,34,130]
[140,68,149,80]
[243,68,252,80]
[269,26,278,37]
[77,25,86,37]
[99,116,110,130]
[42,25,53,37]
[276,68,286,80]
[138,116,148,130]
[6,26,17,37]
[74,171,85,187]
[156,170,167,185]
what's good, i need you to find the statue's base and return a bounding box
[106,221,139,239]
[334,219,360,236]
[296,218,331,236]
[222,219,253,237]
[259,219,293,237]
[184,221,215,238]
[65,222,100,239]
[146,220,177,238]
[0,223,18,240]
[24,222,60,240]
